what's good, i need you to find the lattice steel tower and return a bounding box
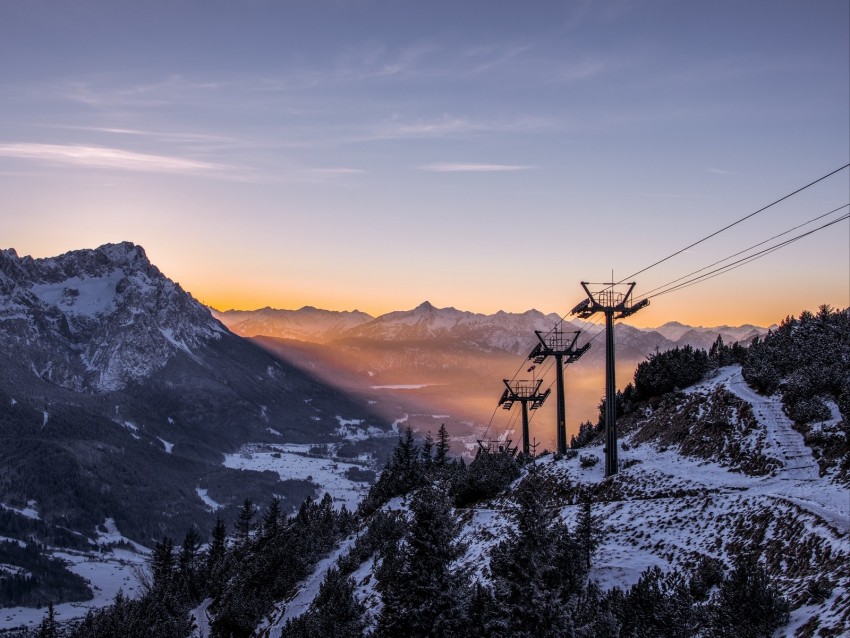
[571,281,649,476]
[498,379,550,455]
[528,329,590,454]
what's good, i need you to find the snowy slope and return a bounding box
[266,366,849,637]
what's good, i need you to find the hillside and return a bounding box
[0,243,391,549]
[250,366,847,638]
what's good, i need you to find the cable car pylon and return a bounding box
[571,281,649,476]
[497,376,550,456]
[528,328,590,455]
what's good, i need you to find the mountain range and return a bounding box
[213,302,770,448]
[214,302,768,354]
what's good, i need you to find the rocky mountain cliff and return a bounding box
[0,242,223,392]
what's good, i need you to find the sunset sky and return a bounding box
[2,0,848,328]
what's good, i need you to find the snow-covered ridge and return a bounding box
[0,242,227,392]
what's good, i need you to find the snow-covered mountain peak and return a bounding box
[0,242,225,392]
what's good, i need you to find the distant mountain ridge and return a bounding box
[213,305,373,342]
[215,301,769,355]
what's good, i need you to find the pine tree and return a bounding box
[234,498,255,544]
[376,484,465,637]
[308,567,366,637]
[488,472,575,637]
[205,517,227,596]
[575,494,602,571]
[177,528,201,602]
[459,583,503,638]
[150,537,175,595]
[38,602,58,638]
[706,557,789,638]
[435,423,451,467]
[261,496,282,540]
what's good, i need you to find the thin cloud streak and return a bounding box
[307,167,366,174]
[420,163,533,172]
[0,142,229,176]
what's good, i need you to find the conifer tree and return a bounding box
[435,423,451,467]
[488,472,576,637]
[575,494,602,571]
[235,498,256,544]
[38,602,58,638]
[376,484,465,637]
[261,496,282,540]
[706,557,789,638]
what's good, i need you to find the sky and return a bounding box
[2,0,848,328]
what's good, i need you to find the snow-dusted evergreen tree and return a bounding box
[488,471,579,637]
[619,566,696,638]
[705,557,789,638]
[205,516,227,597]
[435,423,451,467]
[38,602,58,638]
[234,499,256,545]
[359,425,427,514]
[376,483,465,638]
[575,495,603,571]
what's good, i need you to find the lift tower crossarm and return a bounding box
[527,328,590,454]
[497,378,550,456]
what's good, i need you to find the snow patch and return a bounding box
[157,437,174,453]
[0,547,146,631]
[95,518,148,553]
[29,271,124,317]
[0,500,40,520]
[196,488,222,512]
[391,414,409,433]
[223,444,373,511]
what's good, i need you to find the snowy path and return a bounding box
[698,367,850,534]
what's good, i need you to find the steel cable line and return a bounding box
[617,163,850,285]
[644,213,850,300]
[639,203,850,298]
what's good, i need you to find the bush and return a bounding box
[579,455,600,468]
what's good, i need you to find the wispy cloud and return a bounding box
[360,114,554,144]
[419,163,533,173]
[0,142,229,176]
[307,167,366,175]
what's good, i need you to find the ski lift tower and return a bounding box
[528,329,590,455]
[571,282,649,476]
[498,379,550,456]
